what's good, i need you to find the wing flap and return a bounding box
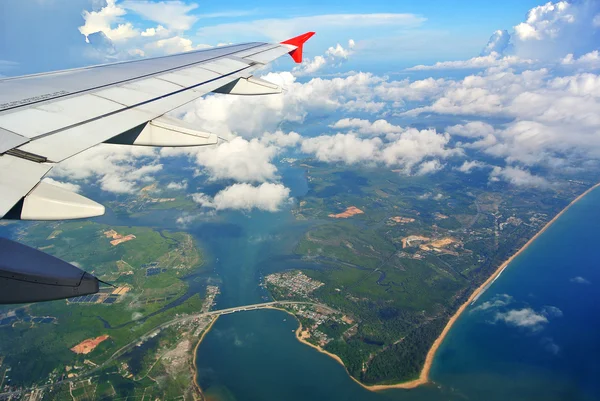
[0,155,53,218]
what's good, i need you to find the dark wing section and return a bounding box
[0,237,99,304]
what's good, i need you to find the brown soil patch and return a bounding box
[104,230,136,246]
[71,335,109,354]
[329,206,364,219]
[390,216,415,224]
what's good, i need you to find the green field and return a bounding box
[0,220,209,398]
[273,161,582,385]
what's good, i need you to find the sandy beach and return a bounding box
[192,316,219,397]
[292,183,600,391]
[190,182,600,393]
[364,182,600,391]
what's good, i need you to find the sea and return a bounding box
[192,167,600,401]
[2,164,598,401]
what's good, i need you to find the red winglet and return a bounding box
[281,32,316,63]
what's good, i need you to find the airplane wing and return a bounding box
[0,32,314,304]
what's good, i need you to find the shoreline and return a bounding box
[290,182,600,391]
[190,182,600,394]
[367,182,600,391]
[192,316,219,399]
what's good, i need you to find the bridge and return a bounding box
[203,300,335,317]
[0,300,338,399]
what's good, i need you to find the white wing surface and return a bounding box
[0,32,315,220]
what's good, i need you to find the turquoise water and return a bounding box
[194,176,600,401]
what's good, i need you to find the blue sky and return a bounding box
[0,0,561,75]
[2,0,600,205]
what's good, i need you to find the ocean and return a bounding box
[193,172,600,401]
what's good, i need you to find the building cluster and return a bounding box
[287,304,355,347]
[265,271,324,297]
[202,286,220,313]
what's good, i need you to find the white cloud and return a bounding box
[177,71,385,137]
[561,51,600,70]
[330,118,403,135]
[378,129,460,172]
[42,178,81,193]
[50,144,160,194]
[446,121,496,138]
[79,0,138,42]
[144,35,197,54]
[325,39,355,60]
[122,1,199,31]
[481,30,512,56]
[293,39,356,76]
[140,25,168,37]
[301,133,381,165]
[162,137,279,183]
[167,181,188,190]
[511,0,600,60]
[192,183,291,212]
[416,160,443,175]
[489,166,549,187]
[406,52,531,71]
[494,308,548,329]
[456,160,487,173]
[570,276,591,284]
[260,131,302,147]
[300,128,459,174]
[541,337,560,354]
[294,56,327,75]
[471,294,514,313]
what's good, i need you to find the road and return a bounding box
[0,300,334,399]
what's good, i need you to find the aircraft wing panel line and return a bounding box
[0,43,267,113]
[16,66,257,161]
[10,63,250,147]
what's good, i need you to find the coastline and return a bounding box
[189,182,600,394]
[192,316,219,399]
[290,182,600,391]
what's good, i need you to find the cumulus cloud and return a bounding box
[494,308,549,329]
[561,51,600,70]
[301,133,382,165]
[489,166,549,187]
[42,178,82,193]
[299,128,459,174]
[456,160,487,173]
[293,39,356,76]
[416,160,443,175]
[50,144,160,194]
[508,0,600,60]
[260,131,302,147]
[178,71,385,137]
[79,0,138,42]
[167,181,188,190]
[481,30,512,56]
[406,52,531,71]
[144,35,201,54]
[570,276,591,284]
[192,183,291,212]
[541,337,561,355]
[471,294,514,313]
[162,137,279,183]
[330,118,403,135]
[121,1,198,31]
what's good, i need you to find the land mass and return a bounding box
[278,162,596,387]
